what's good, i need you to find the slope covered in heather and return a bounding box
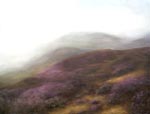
[1,32,149,86]
[0,32,122,86]
[0,47,149,114]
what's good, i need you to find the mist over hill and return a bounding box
[55,32,123,49]
[0,32,122,84]
[0,32,149,114]
[122,34,150,49]
[0,32,149,85]
[0,0,150,113]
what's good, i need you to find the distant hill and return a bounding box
[0,47,87,86]
[0,32,149,86]
[0,32,122,85]
[28,32,123,72]
[122,35,150,49]
[56,32,122,49]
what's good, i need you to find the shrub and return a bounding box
[11,88,67,114]
[12,95,48,114]
[108,77,150,104]
[12,96,66,114]
[96,83,112,94]
[0,96,10,114]
[112,61,135,76]
[45,96,66,109]
[131,90,150,114]
[0,89,20,114]
[0,89,21,114]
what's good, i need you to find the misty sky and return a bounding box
[0,0,150,72]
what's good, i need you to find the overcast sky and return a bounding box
[0,0,150,72]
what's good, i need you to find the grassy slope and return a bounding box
[0,47,149,114]
[0,47,87,87]
[46,48,149,114]
[1,32,149,87]
[0,32,123,86]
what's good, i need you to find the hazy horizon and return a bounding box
[0,0,150,72]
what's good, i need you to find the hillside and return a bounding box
[0,32,122,85]
[56,32,122,49]
[1,32,149,86]
[0,47,149,114]
[0,47,88,86]
[122,35,150,49]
